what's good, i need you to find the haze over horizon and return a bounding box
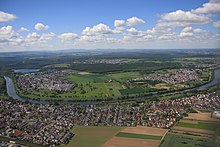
[0,0,220,52]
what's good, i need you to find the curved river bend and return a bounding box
[4,68,220,105]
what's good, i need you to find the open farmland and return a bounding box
[160,133,212,147]
[172,126,215,135]
[175,121,219,131]
[121,126,168,136]
[161,111,220,147]
[62,126,124,147]
[185,112,220,122]
[106,71,142,82]
[102,137,161,147]
[115,132,162,140]
[102,126,166,147]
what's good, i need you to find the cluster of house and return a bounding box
[17,70,74,92]
[73,59,129,64]
[194,92,220,111]
[196,63,219,69]
[0,140,24,147]
[130,69,200,84]
[0,92,219,146]
[0,101,74,146]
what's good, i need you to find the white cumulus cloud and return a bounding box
[82,23,113,36]
[127,28,139,35]
[126,17,145,26]
[0,11,16,22]
[18,27,29,32]
[192,0,220,14]
[114,20,126,27]
[58,33,78,42]
[160,10,210,26]
[179,27,210,39]
[34,23,49,31]
[213,20,220,28]
[0,26,18,42]
[114,17,145,28]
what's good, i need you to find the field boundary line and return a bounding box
[160,129,169,142]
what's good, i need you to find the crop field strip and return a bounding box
[176,121,220,131]
[161,112,220,147]
[116,132,162,140]
[102,126,166,147]
[160,132,212,147]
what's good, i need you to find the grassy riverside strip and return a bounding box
[115,132,162,140]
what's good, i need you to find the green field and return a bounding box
[65,73,110,83]
[61,126,124,147]
[160,133,211,147]
[106,71,142,82]
[116,132,162,140]
[176,121,220,131]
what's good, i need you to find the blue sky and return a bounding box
[0,0,219,52]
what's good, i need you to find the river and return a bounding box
[4,68,220,105]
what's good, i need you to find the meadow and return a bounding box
[161,111,220,147]
[160,133,211,147]
[61,126,124,147]
[176,121,219,131]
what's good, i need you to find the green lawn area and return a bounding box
[115,132,162,140]
[176,121,220,131]
[66,74,111,83]
[61,126,124,147]
[107,71,142,81]
[160,133,211,147]
[65,75,94,84]
[61,82,122,100]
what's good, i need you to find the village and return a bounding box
[0,92,219,146]
[17,70,74,92]
[129,69,201,84]
[73,59,130,65]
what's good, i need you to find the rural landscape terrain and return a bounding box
[1,0,220,146]
[0,49,220,147]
